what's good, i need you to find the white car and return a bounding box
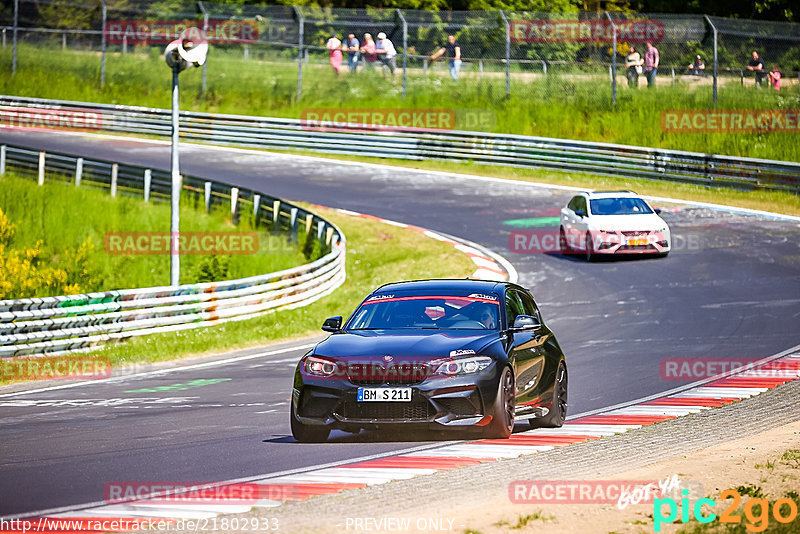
[560,191,671,261]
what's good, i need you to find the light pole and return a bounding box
[164,28,208,286]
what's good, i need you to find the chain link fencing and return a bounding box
[1,0,799,127]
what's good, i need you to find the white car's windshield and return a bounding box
[590,197,653,216]
[347,293,501,330]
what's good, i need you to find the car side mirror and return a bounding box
[322,316,343,332]
[654,208,662,214]
[509,315,542,332]
[575,210,585,218]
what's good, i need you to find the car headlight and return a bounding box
[304,356,337,377]
[435,356,493,375]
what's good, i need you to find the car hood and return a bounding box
[314,330,499,361]
[589,213,667,231]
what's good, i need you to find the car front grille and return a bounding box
[337,398,436,421]
[618,244,657,251]
[347,363,431,386]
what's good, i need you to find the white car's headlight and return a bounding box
[435,356,493,375]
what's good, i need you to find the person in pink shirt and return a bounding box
[326,34,343,75]
[769,65,782,91]
[360,33,377,69]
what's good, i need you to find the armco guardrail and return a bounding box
[0,143,346,358]
[1,95,799,193]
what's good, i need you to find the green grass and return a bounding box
[2,44,798,162]
[264,151,800,217]
[0,173,306,296]
[2,205,475,383]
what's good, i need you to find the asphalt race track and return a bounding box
[1,130,799,517]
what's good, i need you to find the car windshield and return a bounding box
[590,197,653,216]
[347,292,501,330]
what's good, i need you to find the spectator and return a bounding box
[688,55,705,76]
[326,34,342,75]
[644,42,659,87]
[769,65,782,91]
[375,32,397,79]
[747,50,767,87]
[343,33,360,72]
[625,45,643,87]
[430,35,462,81]
[360,33,377,70]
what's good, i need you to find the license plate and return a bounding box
[357,387,412,402]
[627,238,648,246]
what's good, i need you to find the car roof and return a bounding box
[373,279,507,294]
[583,190,641,199]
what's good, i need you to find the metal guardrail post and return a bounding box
[99,0,107,87]
[396,9,408,98]
[75,157,83,186]
[110,163,118,197]
[204,181,212,212]
[499,11,510,96]
[197,1,209,94]
[605,12,617,111]
[230,187,239,219]
[290,207,298,241]
[293,6,304,99]
[144,169,151,201]
[12,0,18,76]
[253,194,261,223]
[38,151,45,185]
[704,15,718,107]
[0,145,5,175]
[273,199,281,230]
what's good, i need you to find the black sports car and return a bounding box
[290,279,567,442]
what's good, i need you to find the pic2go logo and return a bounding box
[654,489,799,532]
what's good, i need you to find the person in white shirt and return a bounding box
[375,32,397,79]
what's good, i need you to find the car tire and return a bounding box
[484,366,515,439]
[290,402,330,443]
[538,362,568,428]
[584,233,595,262]
[559,226,571,255]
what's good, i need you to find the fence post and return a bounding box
[99,0,107,87]
[204,181,212,212]
[75,157,83,186]
[197,2,209,94]
[230,187,239,220]
[243,44,249,60]
[0,145,5,176]
[605,12,617,111]
[122,35,127,54]
[704,15,718,107]
[252,193,261,223]
[671,67,675,86]
[741,70,744,86]
[396,9,408,98]
[110,163,118,197]
[143,169,151,201]
[543,61,547,75]
[499,10,510,96]
[12,0,18,76]
[38,152,45,185]
[273,199,281,230]
[62,33,66,50]
[293,6,304,99]
[290,207,298,240]
[2,28,5,49]
[423,58,428,75]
